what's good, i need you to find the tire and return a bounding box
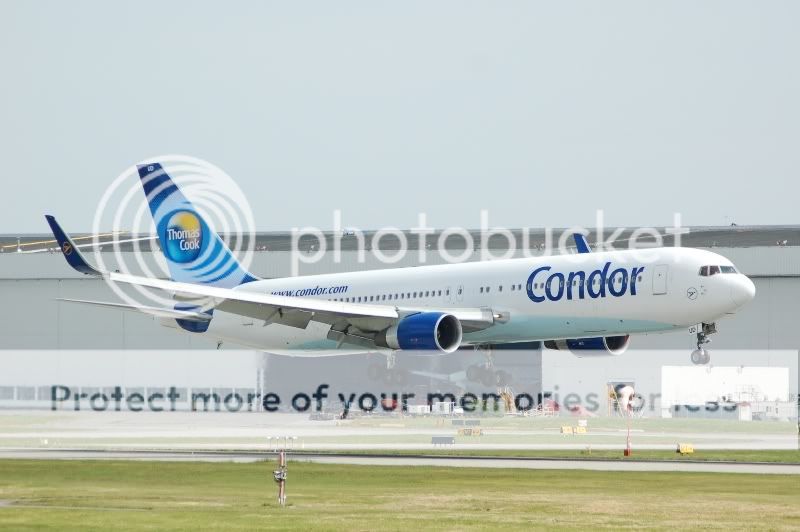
[691,349,708,365]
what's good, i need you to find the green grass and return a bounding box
[295,448,800,463]
[0,459,798,530]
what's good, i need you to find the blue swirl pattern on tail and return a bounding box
[138,163,258,332]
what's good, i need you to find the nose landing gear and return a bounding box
[690,323,716,365]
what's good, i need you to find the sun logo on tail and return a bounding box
[164,210,203,263]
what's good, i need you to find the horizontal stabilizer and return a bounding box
[57,298,212,322]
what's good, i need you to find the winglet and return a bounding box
[44,215,103,276]
[573,233,591,253]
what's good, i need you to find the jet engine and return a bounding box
[375,312,462,353]
[543,335,630,357]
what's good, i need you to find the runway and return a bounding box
[1,448,798,474]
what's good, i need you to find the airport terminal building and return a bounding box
[0,226,797,418]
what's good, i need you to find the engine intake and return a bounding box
[544,335,630,357]
[376,312,463,353]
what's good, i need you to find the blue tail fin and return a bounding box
[573,233,591,253]
[137,163,258,288]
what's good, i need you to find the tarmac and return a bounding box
[1,448,798,474]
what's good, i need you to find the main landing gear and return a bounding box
[465,345,511,387]
[690,323,716,365]
[366,352,410,385]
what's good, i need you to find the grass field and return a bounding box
[299,448,800,463]
[0,459,798,530]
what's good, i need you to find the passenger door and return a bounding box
[652,264,668,295]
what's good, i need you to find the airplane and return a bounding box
[45,162,756,384]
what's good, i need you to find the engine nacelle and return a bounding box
[543,335,630,357]
[375,312,463,353]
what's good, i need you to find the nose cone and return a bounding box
[730,275,756,307]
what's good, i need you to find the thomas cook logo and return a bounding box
[164,210,203,263]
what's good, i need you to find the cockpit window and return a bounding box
[699,265,737,276]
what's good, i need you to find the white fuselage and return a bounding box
[169,247,755,353]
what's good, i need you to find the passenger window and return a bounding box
[486,286,491,293]
[480,287,484,293]
[498,285,502,292]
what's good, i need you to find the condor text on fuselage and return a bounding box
[526,262,646,303]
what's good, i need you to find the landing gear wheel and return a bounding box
[690,323,716,365]
[691,348,710,365]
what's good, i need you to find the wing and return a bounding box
[57,298,212,322]
[45,215,501,348]
[107,271,498,335]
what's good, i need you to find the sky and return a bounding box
[1,1,798,233]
